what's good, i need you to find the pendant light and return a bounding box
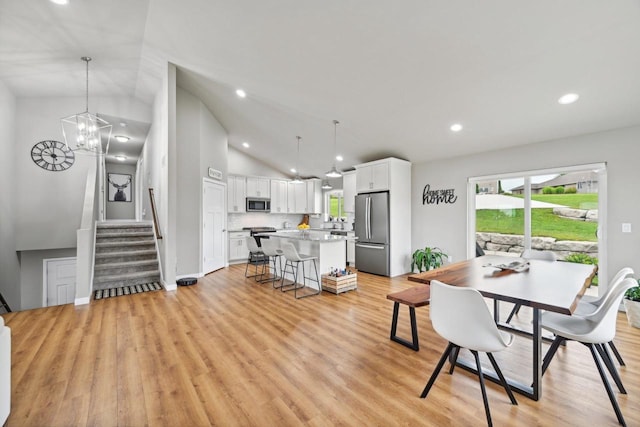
[291,136,303,183]
[61,57,111,154]
[321,180,333,190]
[325,120,342,178]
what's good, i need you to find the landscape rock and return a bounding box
[531,237,556,250]
[585,210,598,222]
[552,241,598,252]
[476,232,598,260]
[490,234,523,246]
[553,207,587,219]
[476,233,492,244]
[486,242,511,252]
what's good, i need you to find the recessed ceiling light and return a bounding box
[236,89,246,98]
[290,168,296,173]
[119,122,127,127]
[336,155,343,162]
[50,0,68,4]
[450,123,463,132]
[114,135,129,143]
[242,141,250,148]
[115,155,127,161]
[558,93,579,104]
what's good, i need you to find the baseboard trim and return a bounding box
[163,279,177,292]
[74,297,90,306]
[176,272,204,280]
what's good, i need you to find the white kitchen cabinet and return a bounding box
[270,179,288,213]
[287,181,307,213]
[356,161,389,193]
[342,171,356,212]
[228,231,250,263]
[306,179,322,214]
[227,175,246,213]
[246,177,270,198]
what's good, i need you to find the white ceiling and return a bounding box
[101,114,150,165]
[2,0,640,178]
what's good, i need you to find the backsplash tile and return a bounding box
[228,213,304,231]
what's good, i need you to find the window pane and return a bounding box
[329,195,340,218]
[476,178,524,257]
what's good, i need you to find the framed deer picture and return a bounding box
[108,173,132,202]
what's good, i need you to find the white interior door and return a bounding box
[203,179,226,274]
[44,258,77,307]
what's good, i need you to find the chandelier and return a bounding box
[61,57,111,154]
[325,120,342,178]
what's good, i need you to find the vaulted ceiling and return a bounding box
[2,0,640,178]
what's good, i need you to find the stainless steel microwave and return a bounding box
[246,198,271,212]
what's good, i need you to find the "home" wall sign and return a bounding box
[422,184,458,205]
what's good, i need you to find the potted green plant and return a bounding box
[623,281,640,328]
[411,246,448,273]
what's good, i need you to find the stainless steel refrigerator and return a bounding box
[354,191,390,276]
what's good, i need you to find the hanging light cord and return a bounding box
[333,120,339,166]
[296,136,301,177]
[82,56,92,113]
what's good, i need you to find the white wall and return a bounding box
[139,63,177,290]
[176,87,202,276]
[0,80,20,310]
[411,125,640,283]
[228,146,288,178]
[175,87,228,276]
[19,248,76,310]
[105,162,136,219]
[14,96,150,251]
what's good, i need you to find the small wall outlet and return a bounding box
[448,255,453,263]
[622,223,632,233]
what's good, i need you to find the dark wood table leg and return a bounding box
[389,302,420,351]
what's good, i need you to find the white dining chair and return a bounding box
[505,249,557,324]
[540,277,636,427]
[420,280,517,427]
[573,267,634,366]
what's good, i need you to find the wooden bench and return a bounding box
[386,285,431,351]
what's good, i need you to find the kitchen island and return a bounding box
[256,230,354,289]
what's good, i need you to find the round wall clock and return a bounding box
[30,140,75,171]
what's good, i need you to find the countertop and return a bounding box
[255,230,357,242]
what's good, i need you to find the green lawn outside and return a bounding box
[511,193,598,210]
[329,196,342,218]
[476,208,597,241]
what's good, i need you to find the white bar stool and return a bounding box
[245,236,268,281]
[279,242,320,299]
[259,238,284,288]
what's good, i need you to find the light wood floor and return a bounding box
[2,265,639,426]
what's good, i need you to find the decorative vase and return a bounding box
[623,299,640,328]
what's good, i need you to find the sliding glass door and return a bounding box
[469,163,606,291]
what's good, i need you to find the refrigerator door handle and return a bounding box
[364,197,368,239]
[367,197,371,239]
[365,197,368,239]
[356,243,386,250]
[368,197,372,240]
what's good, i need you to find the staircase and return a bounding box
[93,222,161,294]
